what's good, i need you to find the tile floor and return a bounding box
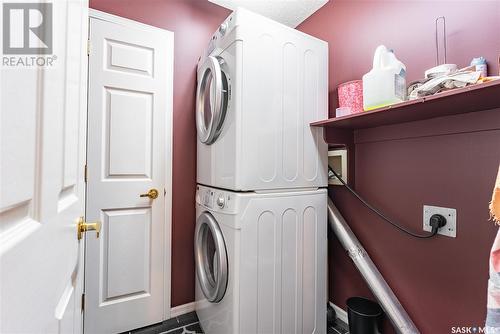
[124,312,202,334]
[126,311,349,334]
[329,319,349,334]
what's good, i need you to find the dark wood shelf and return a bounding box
[311,80,500,130]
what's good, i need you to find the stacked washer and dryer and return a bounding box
[194,8,328,334]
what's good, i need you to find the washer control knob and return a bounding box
[216,194,225,208]
[219,22,228,36]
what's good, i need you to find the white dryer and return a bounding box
[194,185,327,334]
[196,8,328,191]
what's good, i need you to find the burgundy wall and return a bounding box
[298,1,500,332]
[89,0,230,307]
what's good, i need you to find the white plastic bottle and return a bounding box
[362,45,407,111]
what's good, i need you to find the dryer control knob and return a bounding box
[216,195,225,208]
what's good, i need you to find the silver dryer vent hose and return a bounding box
[327,198,420,334]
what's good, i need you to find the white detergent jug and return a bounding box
[362,45,407,111]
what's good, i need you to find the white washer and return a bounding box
[194,185,327,334]
[196,8,328,191]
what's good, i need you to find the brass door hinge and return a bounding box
[81,293,85,311]
[84,164,87,183]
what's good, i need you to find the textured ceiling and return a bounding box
[208,0,329,27]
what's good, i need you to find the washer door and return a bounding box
[195,211,228,303]
[196,56,229,145]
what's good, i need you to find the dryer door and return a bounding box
[195,211,228,302]
[196,56,229,145]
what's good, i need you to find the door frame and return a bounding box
[86,8,174,322]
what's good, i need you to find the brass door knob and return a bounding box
[77,216,101,240]
[140,188,159,199]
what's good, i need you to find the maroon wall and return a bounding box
[298,1,500,332]
[89,0,230,307]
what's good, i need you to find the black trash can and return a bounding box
[346,297,383,334]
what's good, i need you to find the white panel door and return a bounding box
[0,1,89,333]
[85,12,173,334]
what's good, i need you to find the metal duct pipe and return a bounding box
[327,198,420,334]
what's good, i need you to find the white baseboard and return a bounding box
[170,302,196,318]
[330,301,348,324]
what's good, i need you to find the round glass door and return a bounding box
[195,211,228,303]
[196,56,229,145]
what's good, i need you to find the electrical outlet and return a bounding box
[423,205,456,238]
[328,149,347,185]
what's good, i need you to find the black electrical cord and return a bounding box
[328,166,439,239]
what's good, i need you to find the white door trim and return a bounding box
[89,9,163,32]
[88,9,174,321]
